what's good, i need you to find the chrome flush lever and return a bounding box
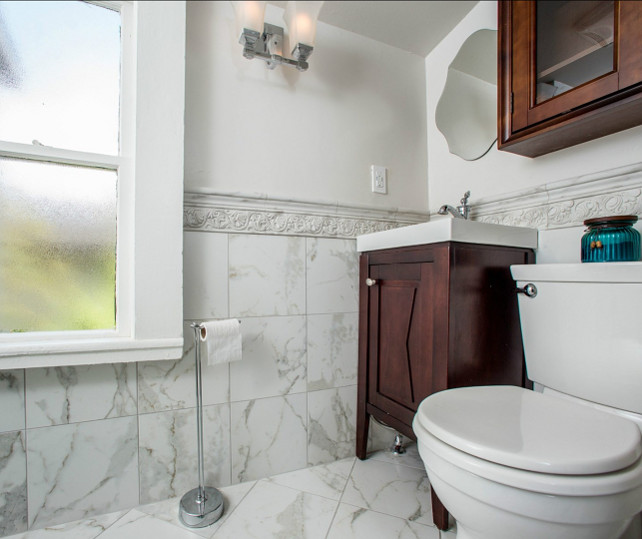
[516,283,538,298]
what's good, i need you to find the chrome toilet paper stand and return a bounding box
[178,322,224,528]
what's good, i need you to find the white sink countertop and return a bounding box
[356,218,538,252]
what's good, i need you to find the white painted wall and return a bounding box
[425,1,642,213]
[184,1,428,213]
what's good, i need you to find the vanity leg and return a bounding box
[431,489,450,531]
[356,403,369,460]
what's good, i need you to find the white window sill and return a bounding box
[0,336,184,369]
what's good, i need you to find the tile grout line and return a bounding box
[367,452,426,472]
[228,230,232,492]
[227,393,233,494]
[227,232,233,490]
[135,361,141,511]
[23,426,30,534]
[341,451,438,523]
[304,237,309,470]
[21,368,30,534]
[256,464,351,503]
[207,480,259,538]
[323,456,358,539]
[227,233,234,493]
[93,509,131,537]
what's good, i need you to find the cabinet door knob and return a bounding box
[366,278,377,287]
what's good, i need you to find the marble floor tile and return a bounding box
[138,403,231,504]
[25,364,137,428]
[308,386,356,466]
[2,451,446,539]
[266,458,354,501]
[307,313,358,391]
[211,480,337,539]
[136,480,255,538]
[231,394,307,483]
[229,234,306,317]
[183,231,229,320]
[0,371,25,433]
[306,238,358,315]
[135,496,208,538]
[3,510,126,539]
[97,509,204,539]
[0,431,27,536]
[230,316,306,402]
[368,443,426,470]
[341,458,433,525]
[327,503,440,539]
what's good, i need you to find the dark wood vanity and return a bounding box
[356,241,534,529]
[498,0,642,157]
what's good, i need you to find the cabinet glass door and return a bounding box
[535,1,615,104]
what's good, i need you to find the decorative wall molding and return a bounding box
[471,162,642,229]
[185,162,642,237]
[184,191,428,239]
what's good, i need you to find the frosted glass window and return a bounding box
[0,158,116,332]
[0,1,120,154]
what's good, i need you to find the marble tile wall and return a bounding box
[184,233,373,480]
[0,231,390,537]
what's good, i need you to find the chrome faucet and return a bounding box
[438,191,471,220]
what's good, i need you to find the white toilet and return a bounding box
[413,262,642,539]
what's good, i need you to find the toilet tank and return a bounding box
[511,262,642,415]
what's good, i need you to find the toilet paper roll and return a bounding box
[199,319,242,366]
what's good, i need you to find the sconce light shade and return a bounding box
[231,0,322,71]
[284,1,324,49]
[232,1,266,37]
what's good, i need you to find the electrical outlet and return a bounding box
[371,165,387,194]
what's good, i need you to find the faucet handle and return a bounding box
[458,191,471,220]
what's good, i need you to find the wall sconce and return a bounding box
[232,1,324,72]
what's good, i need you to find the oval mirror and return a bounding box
[435,29,497,161]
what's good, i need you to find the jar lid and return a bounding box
[583,215,638,227]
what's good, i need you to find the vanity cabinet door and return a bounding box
[498,0,642,157]
[366,258,442,426]
[356,244,450,448]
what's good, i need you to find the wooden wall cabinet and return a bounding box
[356,241,534,529]
[498,0,642,157]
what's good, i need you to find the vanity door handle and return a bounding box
[366,278,377,287]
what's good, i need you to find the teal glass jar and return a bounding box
[581,215,641,263]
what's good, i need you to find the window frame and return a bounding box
[0,0,185,368]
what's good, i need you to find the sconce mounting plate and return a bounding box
[239,23,311,72]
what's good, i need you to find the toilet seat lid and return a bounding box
[415,386,642,475]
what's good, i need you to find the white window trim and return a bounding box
[0,1,185,369]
